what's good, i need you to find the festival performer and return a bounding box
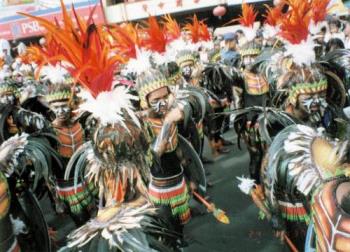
[22,2,181,250]
[257,124,349,250]
[39,65,97,225]
[273,0,348,137]
[0,77,50,143]
[226,2,271,183]
[136,64,208,242]
[0,131,66,252]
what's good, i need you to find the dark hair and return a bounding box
[325,38,345,53]
[329,18,341,28]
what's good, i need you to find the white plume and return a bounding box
[40,64,69,84]
[263,24,280,39]
[309,21,326,35]
[283,36,316,66]
[125,47,152,75]
[19,64,33,75]
[236,176,256,195]
[152,52,168,66]
[77,86,140,128]
[241,23,259,42]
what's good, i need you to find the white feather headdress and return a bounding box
[77,85,140,128]
[40,64,69,84]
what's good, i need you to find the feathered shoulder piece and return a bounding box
[229,2,258,42]
[184,15,211,44]
[267,124,347,201]
[141,16,167,54]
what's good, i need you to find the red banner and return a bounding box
[0,1,104,40]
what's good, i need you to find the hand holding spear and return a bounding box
[236,176,299,252]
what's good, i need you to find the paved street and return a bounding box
[184,135,287,252]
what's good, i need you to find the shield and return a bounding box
[178,134,206,195]
[15,189,51,252]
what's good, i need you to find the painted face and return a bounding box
[182,65,193,80]
[242,55,256,68]
[50,101,71,122]
[147,87,170,116]
[297,91,328,123]
[330,24,339,34]
[0,92,16,105]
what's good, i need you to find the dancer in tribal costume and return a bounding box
[257,124,349,250]
[136,67,207,242]
[61,86,177,251]
[0,132,64,252]
[40,65,97,225]
[225,2,272,183]
[0,78,50,143]
[22,4,179,250]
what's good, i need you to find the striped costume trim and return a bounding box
[288,80,328,106]
[149,177,191,224]
[278,200,310,223]
[56,181,97,214]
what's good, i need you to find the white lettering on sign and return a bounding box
[21,21,41,34]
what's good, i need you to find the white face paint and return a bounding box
[243,55,256,67]
[182,65,193,79]
[0,93,16,105]
[298,92,328,124]
[50,101,71,122]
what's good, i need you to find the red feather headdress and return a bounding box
[279,0,316,66]
[184,15,211,44]
[141,16,167,54]
[109,23,140,60]
[162,15,181,43]
[233,2,258,28]
[311,0,330,24]
[226,2,258,42]
[263,5,284,27]
[279,0,311,44]
[19,0,125,98]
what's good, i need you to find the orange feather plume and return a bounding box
[162,14,181,43]
[231,2,257,27]
[311,0,330,24]
[0,58,4,68]
[19,0,125,98]
[184,15,211,43]
[141,16,167,54]
[109,23,140,59]
[198,19,211,42]
[279,0,311,44]
[263,5,284,26]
